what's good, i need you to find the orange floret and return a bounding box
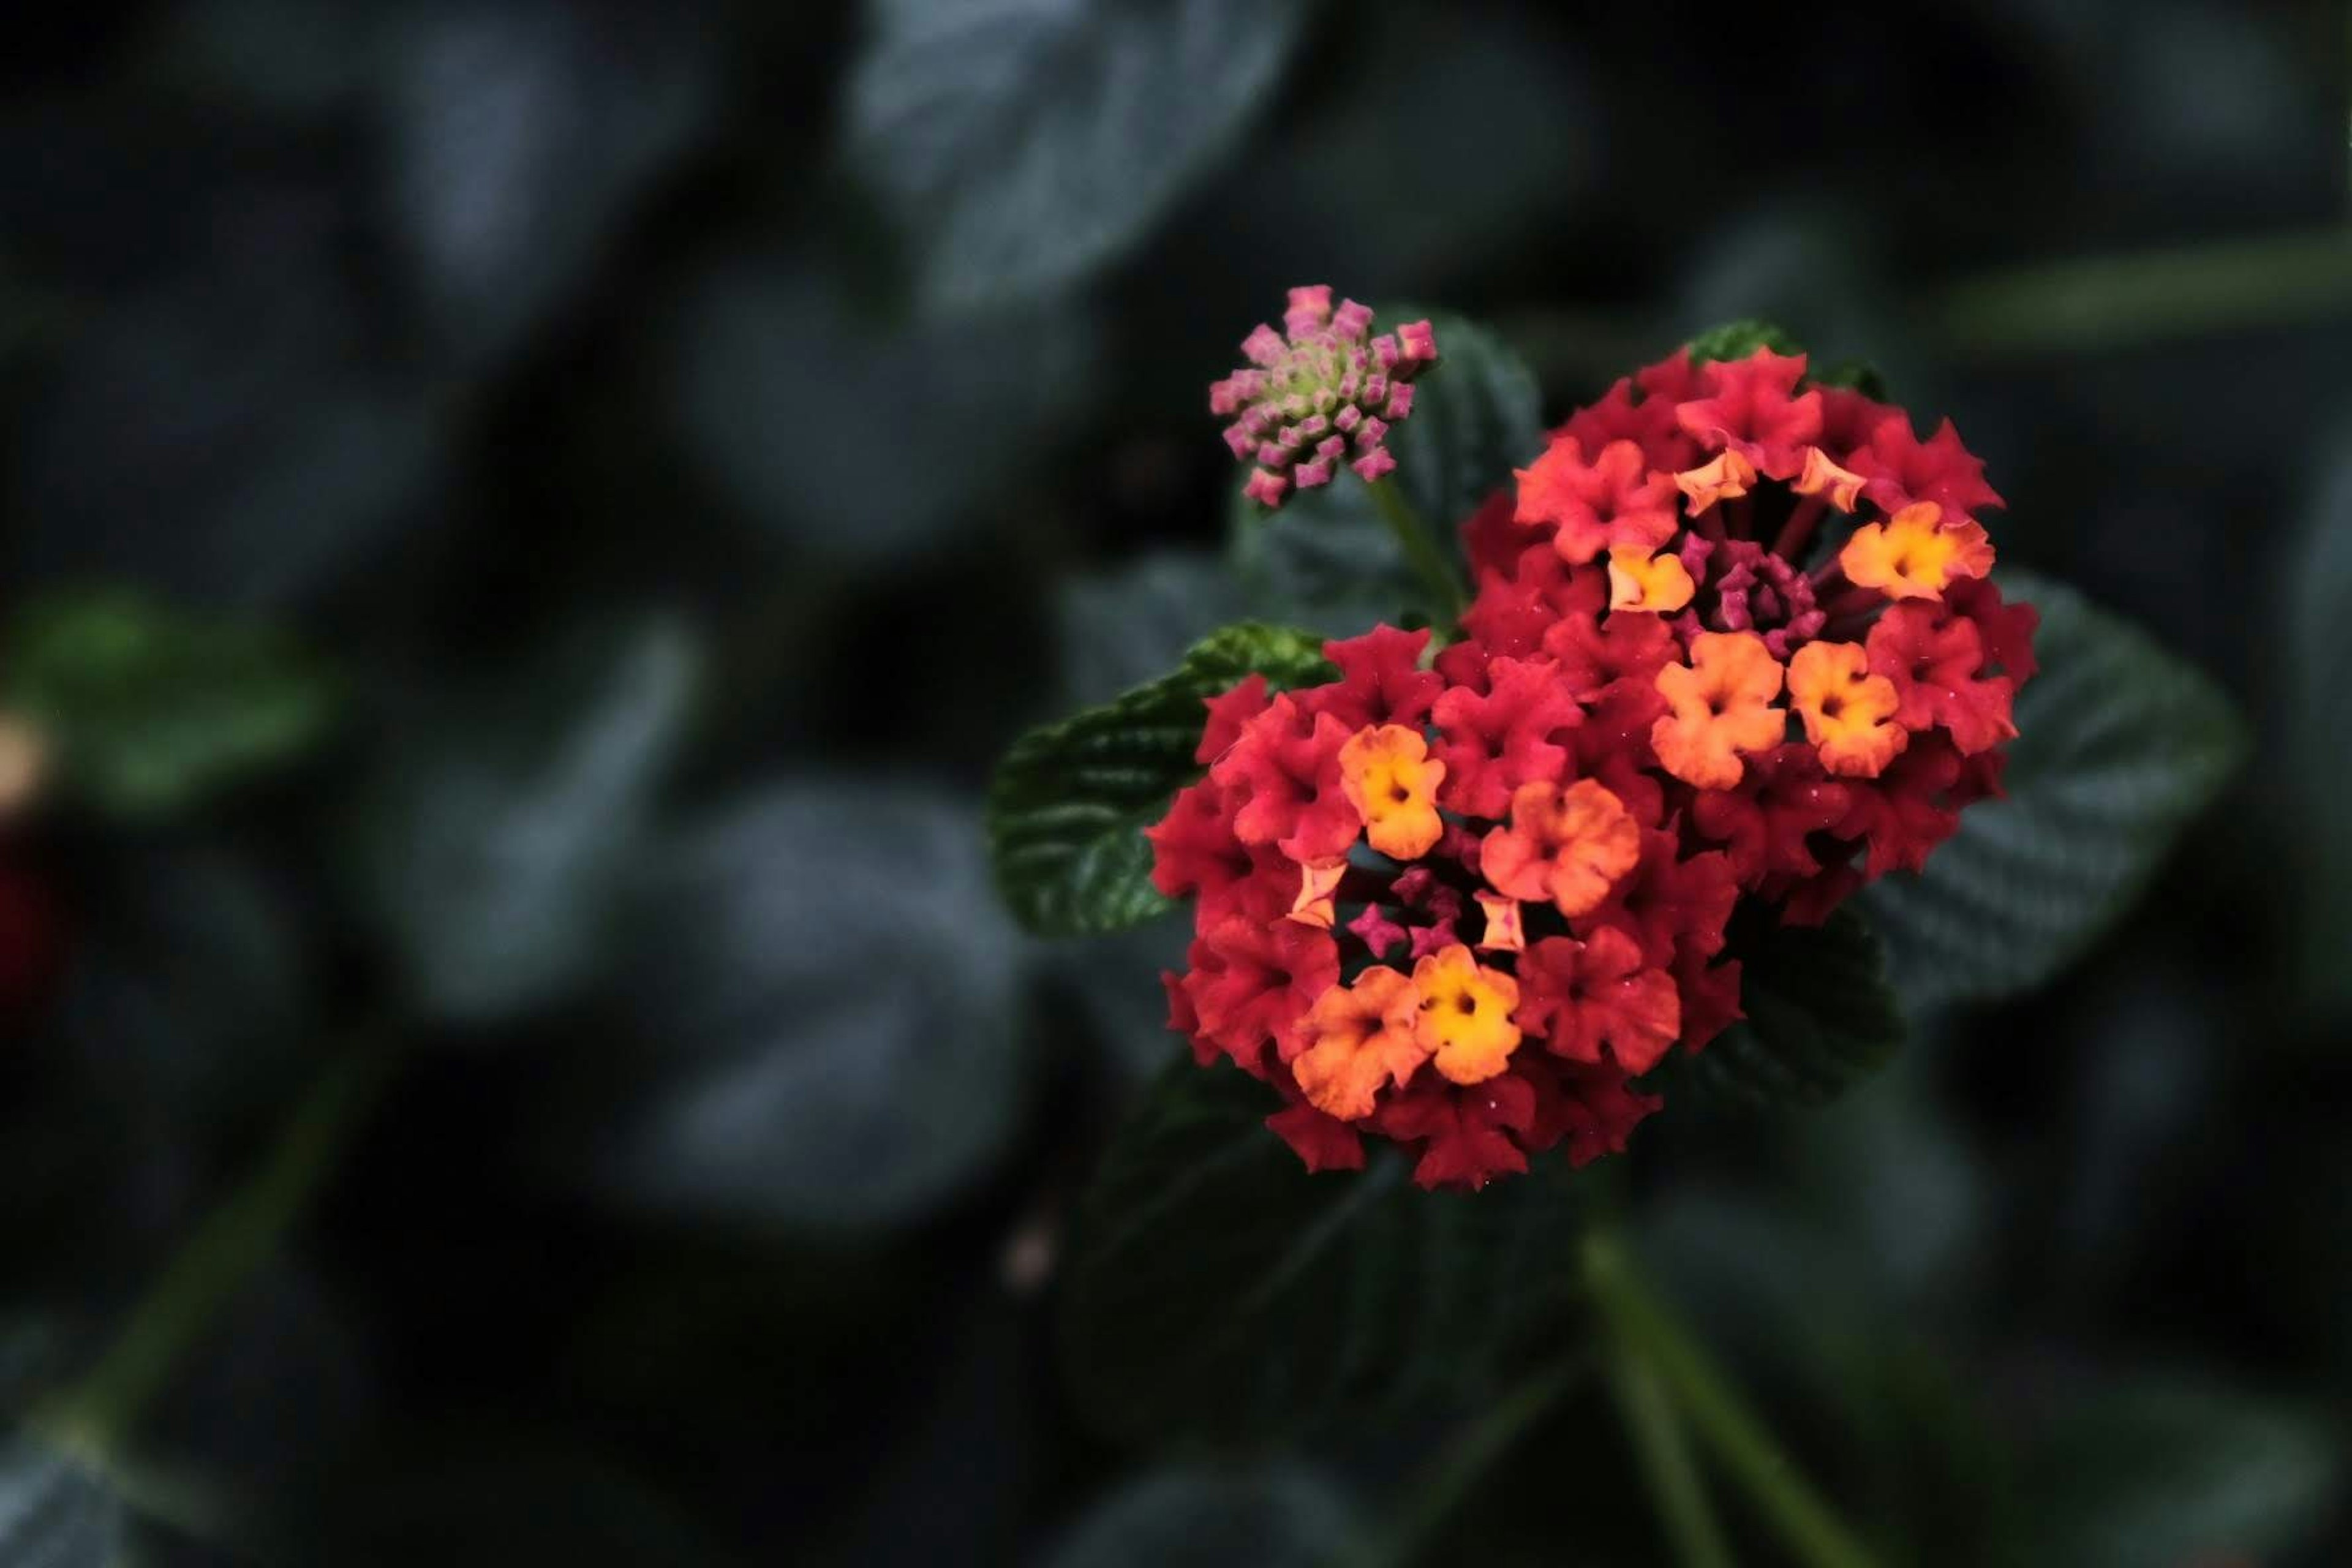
[1286,857,1349,929]
[1480,778,1642,918]
[1339,723,1446,859]
[1607,545,1697,614]
[1294,967,1426,1120]
[1787,640,1909,778]
[1651,630,1787,790]
[1675,450,1755,512]
[1838,502,1994,600]
[1792,446,1867,511]
[1473,891,1525,953]
[1411,943,1522,1086]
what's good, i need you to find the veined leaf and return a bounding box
[1863,571,2247,1011]
[1683,906,1906,1108]
[988,622,1329,937]
[1058,1061,1582,1446]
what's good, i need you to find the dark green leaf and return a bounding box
[1207,8,1594,299]
[1862,571,2248,1011]
[1812,357,1891,398]
[671,255,1100,560]
[843,0,1310,313]
[1684,318,1803,364]
[358,618,699,1023]
[1058,1061,1583,1446]
[374,1,714,368]
[1684,907,1906,1107]
[1,589,339,820]
[1049,913,1196,1086]
[565,780,1025,1231]
[1233,309,1541,633]
[2285,460,2352,1022]
[1045,1468,1348,1568]
[0,1438,120,1568]
[2012,1376,2340,1568]
[1231,491,1423,641]
[1056,552,1250,709]
[55,847,311,1126]
[4,228,444,612]
[989,622,1330,937]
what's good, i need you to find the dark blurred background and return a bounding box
[1,1,2348,1562]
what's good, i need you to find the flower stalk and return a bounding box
[1582,1227,1883,1568]
[1365,474,1469,625]
[32,1038,400,1468]
[1605,1345,1736,1568]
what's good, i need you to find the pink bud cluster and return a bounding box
[1209,286,1439,510]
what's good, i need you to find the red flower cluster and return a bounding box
[1152,340,2035,1189]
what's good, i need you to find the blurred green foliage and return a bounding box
[0,0,2345,1564]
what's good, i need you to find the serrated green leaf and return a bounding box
[988,622,1330,937]
[1685,318,1803,364]
[1683,907,1907,1107]
[843,0,1310,314]
[1057,1060,1583,1447]
[1232,309,1540,634]
[1862,571,2248,1012]
[1,588,338,820]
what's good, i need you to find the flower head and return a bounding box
[1155,339,2033,1188]
[1213,287,1439,508]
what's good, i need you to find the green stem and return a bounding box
[1364,475,1469,625]
[1352,1354,1586,1568]
[1606,1348,1738,1568]
[1583,1229,1882,1568]
[32,1040,401,1467]
[1928,226,2352,358]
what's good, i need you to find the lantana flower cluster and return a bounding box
[1152,337,2037,1190]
